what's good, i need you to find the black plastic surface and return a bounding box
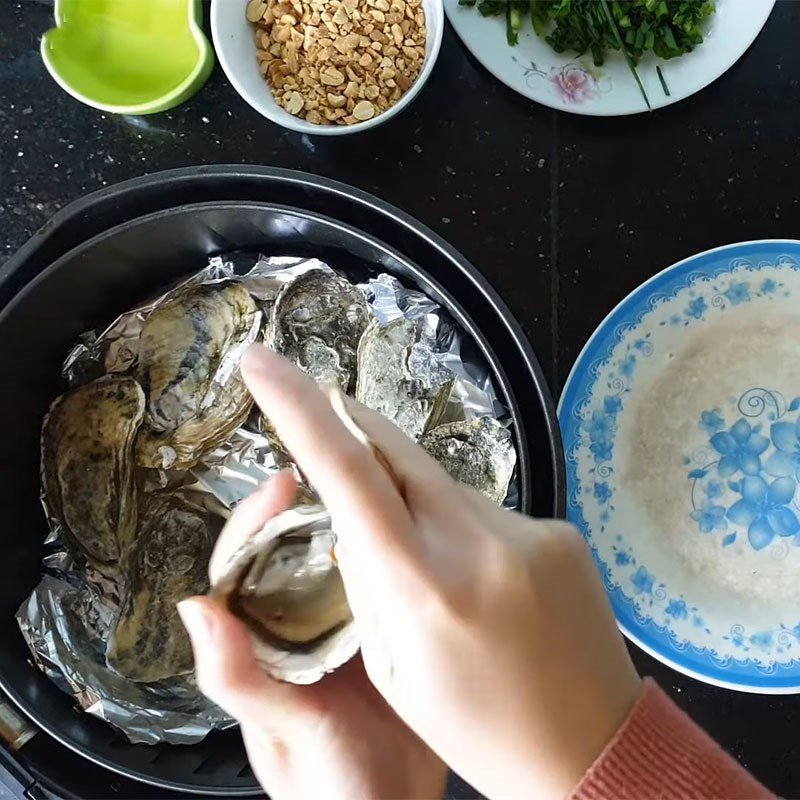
[0,196,561,794]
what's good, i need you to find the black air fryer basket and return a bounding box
[0,168,564,798]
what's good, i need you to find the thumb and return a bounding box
[178,596,308,733]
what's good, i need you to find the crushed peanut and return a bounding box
[247,0,427,126]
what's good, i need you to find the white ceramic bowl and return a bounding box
[211,0,443,135]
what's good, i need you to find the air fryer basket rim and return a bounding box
[0,195,559,794]
[0,165,565,517]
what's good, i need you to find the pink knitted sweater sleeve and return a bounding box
[571,679,773,800]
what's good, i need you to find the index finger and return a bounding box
[240,345,414,557]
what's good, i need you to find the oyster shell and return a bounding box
[268,270,371,392]
[257,411,294,470]
[41,376,145,565]
[106,493,220,683]
[211,505,357,685]
[419,417,516,505]
[136,282,260,470]
[355,318,454,439]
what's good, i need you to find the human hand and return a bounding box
[177,471,447,800]
[238,346,642,800]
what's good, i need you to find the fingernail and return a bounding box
[177,598,215,644]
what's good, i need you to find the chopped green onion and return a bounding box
[463,0,714,66]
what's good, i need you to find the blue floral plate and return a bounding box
[560,241,800,693]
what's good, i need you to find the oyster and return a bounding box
[136,282,260,470]
[355,318,454,440]
[419,417,516,505]
[107,493,220,683]
[211,505,357,685]
[41,376,145,565]
[268,270,371,392]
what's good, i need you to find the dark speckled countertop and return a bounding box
[2,0,800,797]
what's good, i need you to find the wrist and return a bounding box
[517,671,643,799]
[558,673,643,796]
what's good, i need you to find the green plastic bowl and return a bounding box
[41,0,214,115]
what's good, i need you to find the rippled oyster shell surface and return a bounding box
[211,505,358,685]
[41,376,145,565]
[268,270,371,392]
[356,318,454,440]
[106,494,220,683]
[420,417,516,505]
[136,282,260,470]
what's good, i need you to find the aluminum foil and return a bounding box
[17,253,518,746]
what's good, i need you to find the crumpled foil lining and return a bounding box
[16,253,517,745]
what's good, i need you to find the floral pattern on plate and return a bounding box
[511,59,610,105]
[686,390,800,552]
[560,242,800,692]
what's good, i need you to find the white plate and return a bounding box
[212,0,443,135]
[560,241,800,693]
[445,0,775,115]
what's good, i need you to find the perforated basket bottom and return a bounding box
[10,724,262,798]
[97,729,258,795]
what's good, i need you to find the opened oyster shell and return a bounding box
[420,417,516,505]
[107,493,220,683]
[356,317,454,439]
[136,282,260,470]
[41,376,145,565]
[211,505,357,685]
[267,270,371,392]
